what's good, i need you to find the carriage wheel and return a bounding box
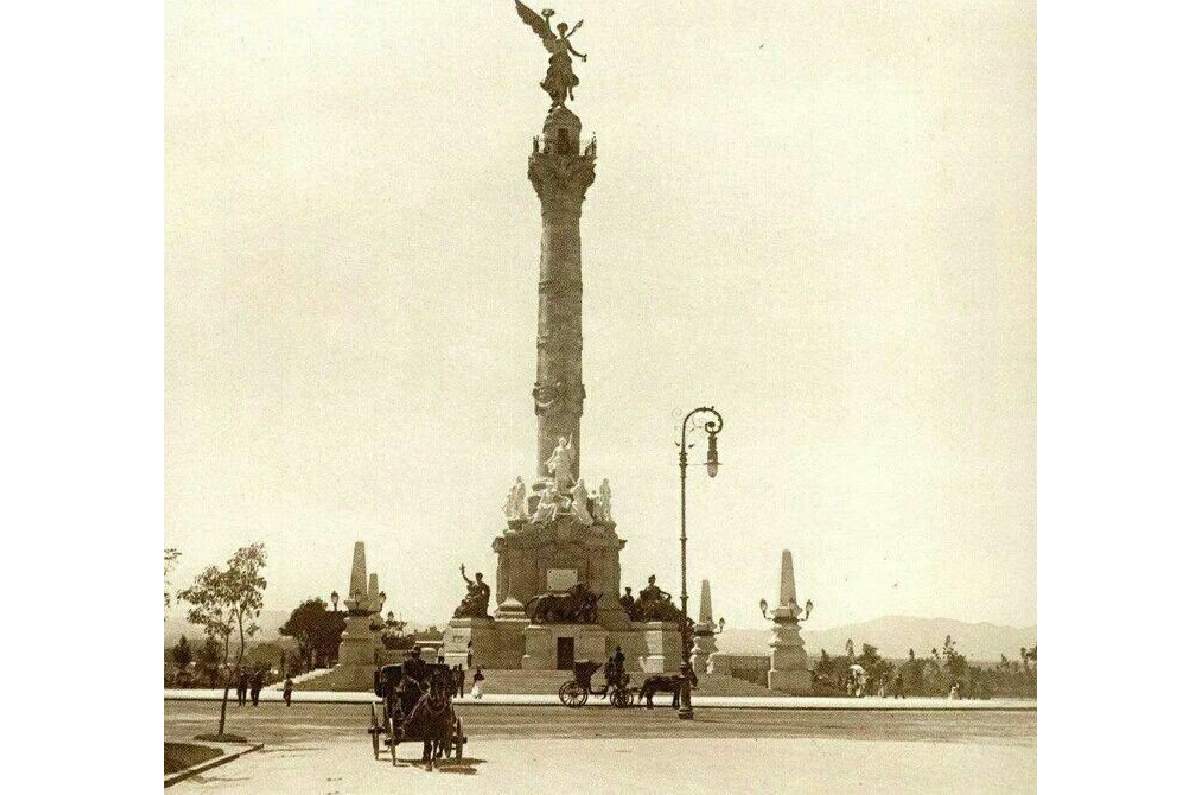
[561,681,588,707]
[611,688,632,708]
[369,703,380,760]
[453,717,464,761]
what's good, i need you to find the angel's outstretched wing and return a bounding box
[514,1,554,49]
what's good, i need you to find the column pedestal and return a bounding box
[767,621,813,694]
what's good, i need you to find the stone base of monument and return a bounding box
[441,616,517,669]
[767,628,814,694]
[521,624,609,669]
[610,621,682,674]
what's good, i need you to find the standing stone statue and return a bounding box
[504,476,528,520]
[544,436,576,490]
[569,478,593,524]
[595,477,612,521]
[515,2,587,109]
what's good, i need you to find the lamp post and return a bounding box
[676,406,724,719]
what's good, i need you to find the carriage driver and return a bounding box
[392,648,425,725]
[605,645,626,686]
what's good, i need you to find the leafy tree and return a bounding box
[164,548,181,612]
[177,543,267,738]
[172,635,193,673]
[942,635,968,681]
[280,598,328,668]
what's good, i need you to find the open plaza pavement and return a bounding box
[165,699,1036,793]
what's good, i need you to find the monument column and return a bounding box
[528,107,595,480]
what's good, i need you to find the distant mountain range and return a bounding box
[719,615,1036,661]
[166,612,1034,662]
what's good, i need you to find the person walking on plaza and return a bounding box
[453,663,465,698]
[893,671,905,699]
[250,670,263,706]
[471,666,485,700]
[237,669,249,706]
[283,675,294,707]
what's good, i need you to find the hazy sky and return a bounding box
[165,0,1035,632]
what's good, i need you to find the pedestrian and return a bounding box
[454,663,465,698]
[251,670,263,706]
[466,640,473,670]
[894,672,904,699]
[471,666,485,700]
[283,675,294,707]
[237,669,249,706]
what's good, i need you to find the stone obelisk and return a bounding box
[337,541,377,688]
[529,107,595,479]
[767,549,814,694]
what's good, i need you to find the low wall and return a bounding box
[710,653,770,687]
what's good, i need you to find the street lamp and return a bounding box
[676,405,724,720]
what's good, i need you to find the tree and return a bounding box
[177,543,267,739]
[280,598,328,668]
[164,548,182,613]
[172,635,193,673]
[942,635,968,681]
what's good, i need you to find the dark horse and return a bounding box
[637,667,699,709]
[391,667,457,770]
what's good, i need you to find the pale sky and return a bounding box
[165,0,1035,632]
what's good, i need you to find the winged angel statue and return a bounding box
[514,2,587,108]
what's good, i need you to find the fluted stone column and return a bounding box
[528,106,595,479]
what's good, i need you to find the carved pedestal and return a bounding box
[335,612,376,690]
[767,621,813,694]
[442,616,502,669]
[637,621,682,674]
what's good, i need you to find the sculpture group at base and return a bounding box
[525,582,601,624]
[619,575,687,623]
[503,466,613,525]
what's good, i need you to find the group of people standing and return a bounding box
[235,669,265,707]
[234,668,297,707]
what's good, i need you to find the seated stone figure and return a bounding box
[618,586,641,621]
[453,565,491,619]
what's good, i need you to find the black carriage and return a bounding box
[368,660,467,770]
[557,659,634,707]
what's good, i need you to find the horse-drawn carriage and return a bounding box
[368,659,467,770]
[557,659,635,707]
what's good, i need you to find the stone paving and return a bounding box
[165,688,1035,710]
[172,736,1034,793]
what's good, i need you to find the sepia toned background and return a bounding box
[165,0,1035,634]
